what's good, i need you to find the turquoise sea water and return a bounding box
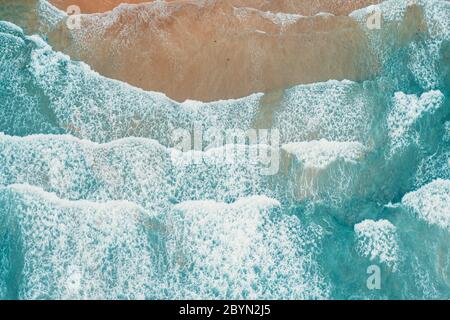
[0,0,449,299]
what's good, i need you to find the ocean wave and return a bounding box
[0,185,329,299]
[0,22,382,146]
[354,219,399,270]
[0,184,159,299]
[402,179,450,230]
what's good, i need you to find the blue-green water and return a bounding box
[0,0,449,299]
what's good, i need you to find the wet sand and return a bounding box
[46,0,382,101]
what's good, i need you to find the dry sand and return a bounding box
[49,0,381,15]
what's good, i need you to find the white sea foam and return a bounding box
[38,0,66,29]
[282,140,366,169]
[168,196,329,299]
[263,11,303,29]
[0,133,282,209]
[233,7,303,30]
[274,80,377,145]
[0,133,174,211]
[350,0,449,91]
[0,20,24,36]
[0,184,160,299]
[387,90,444,154]
[280,139,366,204]
[0,186,329,299]
[402,179,450,230]
[414,149,450,187]
[354,219,399,270]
